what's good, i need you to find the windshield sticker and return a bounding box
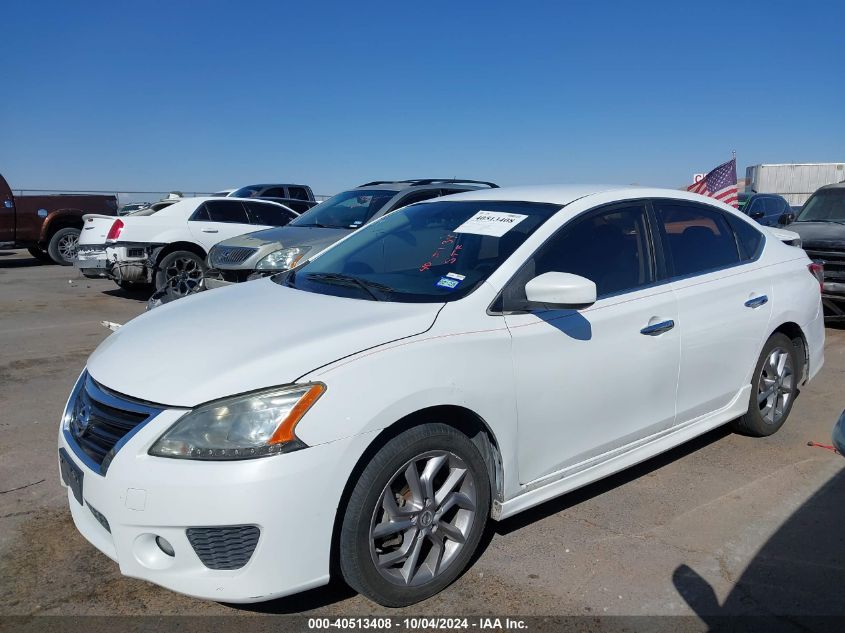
[419,234,462,272]
[446,272,466,281]
[453,211,528,237]
[436,276,462,289]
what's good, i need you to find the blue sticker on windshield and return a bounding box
[436,276,461,289]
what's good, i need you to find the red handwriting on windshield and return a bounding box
[419,234,462,272]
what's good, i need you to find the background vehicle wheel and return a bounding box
[154,250,205,297]
[731,333,800,437]
[340,423,490,607]
[47,228,81,265]
[27,246,53,263]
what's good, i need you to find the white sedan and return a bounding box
[103,196,298,295]
[58,185,824,606]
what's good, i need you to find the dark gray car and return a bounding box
[204,179,498,288]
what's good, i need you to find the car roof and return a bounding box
[435,184,755,211]
[816,181,845,191]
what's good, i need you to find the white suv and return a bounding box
[59,185,824,606]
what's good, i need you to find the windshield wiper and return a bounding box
[305,272,394,301]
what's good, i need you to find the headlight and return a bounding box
[148,383,325,460]
[255,247,309,271]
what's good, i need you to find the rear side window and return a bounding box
[261,187,287,197]
[726,214,765,261]
[654,200,740,277]
[204,200,249,224]
[190,204,210,221]
[245,201,297,226]
[288,187,310,200]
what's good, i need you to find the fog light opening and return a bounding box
[156,535,175,557]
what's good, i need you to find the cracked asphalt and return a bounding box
[1,249,843,624]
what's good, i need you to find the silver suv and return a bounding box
[203,179,497,288]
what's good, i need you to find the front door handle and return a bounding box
[201,228,219,233]
[640,320,675,336]
[744,295,768,308]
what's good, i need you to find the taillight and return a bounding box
[106,219,124,241]
[808,261,824,292]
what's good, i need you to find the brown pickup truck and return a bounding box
[0,173,118,265]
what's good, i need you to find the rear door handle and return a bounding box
[744,295,768,308]
[640,320,675,336]
[201,228,219,233]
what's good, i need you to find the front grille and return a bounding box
[87,502,111,532]
[186,525,260,570]
[65,373,162,475]
[210,246,258,266]
[804,245,845,282]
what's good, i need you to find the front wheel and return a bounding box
[340,424,490,607]
[731,333,800,437]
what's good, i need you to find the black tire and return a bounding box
[731,333,800,437]
[340,423,490,607]
[27,246,53,263]
[154,250,205,296]
[47,227,81,265]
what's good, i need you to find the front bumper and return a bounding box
[58,399,371,602]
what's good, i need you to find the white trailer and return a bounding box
[745,163,845,207]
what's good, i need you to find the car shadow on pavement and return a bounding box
[100,287,155,303]
[672,465,845,629]
[0,252,49,267]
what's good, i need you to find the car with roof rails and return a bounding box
[788,182,845,320]
[59,184,823,607]
[103,196,299,296]
[203,179,498,289]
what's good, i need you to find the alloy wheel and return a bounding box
[369,450,477,587]
[757,345,794,425]
[57,233,79,261]
[164,256,203,296]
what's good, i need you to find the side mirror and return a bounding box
[750,210,765,220]
[779,212,795,225]
[525,272,597,308]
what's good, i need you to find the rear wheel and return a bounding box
[27,246,53,262]
[731,333,800,437]
[154,250,205,297]
[340,424,490,607]
[47,228,81,265]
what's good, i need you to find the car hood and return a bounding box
[87,278,442,407]
[789,221,845,245]
[212,225,354,269]
[221,225,352,250]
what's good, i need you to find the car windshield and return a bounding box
[796,189,845,222]
[277,200,561,302]
[289,189,397,229]
[229,185,263,198]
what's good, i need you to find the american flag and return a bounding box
[687,158,739,207]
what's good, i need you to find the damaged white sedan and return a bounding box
[104,197,298,295]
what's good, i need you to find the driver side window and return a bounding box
[502,202,654,310]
